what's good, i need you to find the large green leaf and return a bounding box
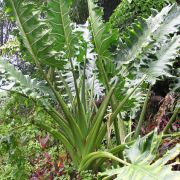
[152,4,180,42]
[47,0,76,59]
[146,35,180,83]
[99,139,180,180]
[5,0,63,67]
[0,58,53,100]
[115,4,180,82]
[87,0,118,85]
[111,3,180,122]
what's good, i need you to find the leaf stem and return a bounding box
[163,107,180,134]
[79,151,130,171]
[134,85,151,138]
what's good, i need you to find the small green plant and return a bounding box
[0,0,179,172]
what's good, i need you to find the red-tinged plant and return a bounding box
[37,134,49,150]
[30,152,66,179]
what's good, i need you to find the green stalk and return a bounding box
[99,59,122,145]
[83,87,114,156]
[95,141,134,168]
[111,75,146,121]
[44,76,84,152]
[163,107,180,134]
[79,151,130,171]
[45,74,84,147]
[98,58,110,90]
[127,119,132,142]
[47,67,55,84]
[114,118,121,144]
[81,59,87,112]
[87,82,98,128]
[93,55,122,145]
[46,109,75,145]
[87,0,121,145]
[118,116,126,144]
[95,75,146,148]
[69,58,88,136]
[110,141,134,155]
[134,85,151,138]
[110,95,122,145]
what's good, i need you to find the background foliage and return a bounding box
[110,0,175,31]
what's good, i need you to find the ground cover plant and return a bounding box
[0,0,180,179]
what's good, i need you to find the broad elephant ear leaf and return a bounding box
[5,0,64,67]
[111,4,180,119]
[87,0,118,85]
[0,58,54,100]
[99,139,180,180]
[115,4,180,83]
[47,0,76,60]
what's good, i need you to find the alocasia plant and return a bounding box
[0,0,179,170]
